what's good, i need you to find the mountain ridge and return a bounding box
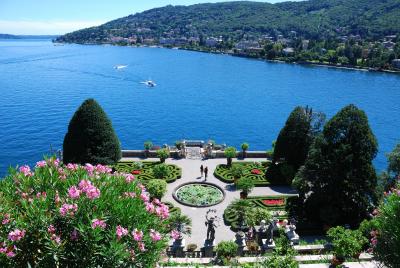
[56,0,400,44]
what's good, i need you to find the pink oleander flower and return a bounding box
[66,163,79,171]
[145,202,155,213]
[6,250,15,258]
[138,241,146,252]
[152,198,161,205]
[58,167,66,180]
[59,203,78,217]
[19,165,33,177]
[140,192,150,203]
[78,180,92,191]
[47,225,56,234]
[155,204,169,220]
[150,229,162,242]
[125,174,135,183]
[95,164,112,174]
[51,234,61,245]
[85,163,95,174]
[55,190,61,205]
[35,160,47,168]
[70,229,79,241]
[138,184,146,191]
[68,186,81,199]
[116,225,128,240]
[2,214,10,225]
[92,219,107,229]
[132,229,143,241]
[8,229,25,241]
[171,230,181,240]
[123,192,136,198]
[85,185,100,200]
[36,191,47,200]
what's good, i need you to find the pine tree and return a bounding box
[63,99,121,165]
[294,104,377,226]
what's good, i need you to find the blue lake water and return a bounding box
[0,39,399,176]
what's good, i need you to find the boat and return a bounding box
[114,65,128,70]
[140,80,157,87]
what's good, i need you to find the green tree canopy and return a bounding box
[273,106,324,169]
[63,99,121,165]
[294,104,378,226]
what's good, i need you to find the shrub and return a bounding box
[0,158,170,267]
[235,177,255,195]
[241,143,249,158]
[144,141,153,151]
[152,164,170,179]
[63,99,121,165]
[261,250,298,268]
[230,165,244,180]
[327,226,367,258]
[156,149,169,163]
[224,147,237,166]
[216,241,238,259]
[146,179,167,200]
[372,185,400,268]
[131,161,143,171]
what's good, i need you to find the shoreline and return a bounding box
[58,41,400,75]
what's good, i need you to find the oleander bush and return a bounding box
[114,161,181,183]
[214,162,271,186]
[0,158,172,267]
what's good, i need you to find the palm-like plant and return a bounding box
[167,213,192,238]
[241,143,249,158]
[235,177,255,198]
[224,147,237,167]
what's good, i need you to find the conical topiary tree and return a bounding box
[63,99,121,165]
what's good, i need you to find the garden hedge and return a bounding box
[114,161,181,183]
[214,162,271,186]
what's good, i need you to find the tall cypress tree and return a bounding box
[63,99,121,165]
[294,104,378,226]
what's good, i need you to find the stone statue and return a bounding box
[265,218,279,244]
[205,209,219,243]
[284,219,300,245]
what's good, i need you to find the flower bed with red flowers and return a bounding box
[251,169,261,175]
[131,170,141,175]
[0,158,174,267]
[262,199,285,206]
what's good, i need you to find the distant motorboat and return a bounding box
[140,80,156,87]
[114,64,128,70]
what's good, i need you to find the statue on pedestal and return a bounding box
[284,219,300,245]
[205,209,219,245]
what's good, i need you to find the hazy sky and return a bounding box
[0,0,303,35]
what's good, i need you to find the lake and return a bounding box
[0,39,399,176]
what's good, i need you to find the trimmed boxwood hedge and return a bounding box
[223,195,297,231]
[214,162,271,186]
[114,161,182,183]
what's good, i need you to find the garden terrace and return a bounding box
[114,161,182,183]
[223,195,297,231]
[214,162,271,186]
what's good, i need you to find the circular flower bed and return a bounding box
[173,182,225,207]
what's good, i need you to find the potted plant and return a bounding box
[224,147,237,167]
[235,177,254,199]
[156,148,169,163]
[167,213,192,245]
[241,143,249,159]
[186,243,197,252]
[144,141,153,158]
[327,226,367,266]
[230,164,244,184]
